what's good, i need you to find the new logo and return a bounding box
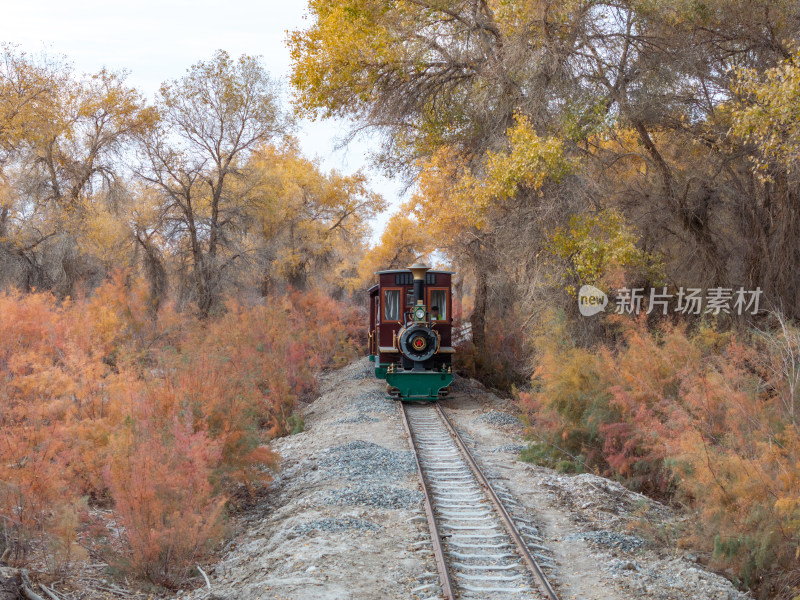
[578,285,608,316]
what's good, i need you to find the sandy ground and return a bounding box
[176,359,439,600]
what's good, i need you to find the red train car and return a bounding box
[368,263,454,400]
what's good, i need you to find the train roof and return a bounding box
[375,269,455,275]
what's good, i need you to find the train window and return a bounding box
[430,289,447,320]
[406,289,414,307]
[384,289,401,321]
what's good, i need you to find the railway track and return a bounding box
[399,402,559,600]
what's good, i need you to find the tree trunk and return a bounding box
[136,235,167,314]
[186,208,216,318]
[471,266,488,354]
[0,206,8,238]
[453,275,464,321]
[766,173,800,318]
[196,261,214,319]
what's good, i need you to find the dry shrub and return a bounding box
[0,289,97,568]
[0,274,360,586]
[520,310,800,597]
[455,309,529,393]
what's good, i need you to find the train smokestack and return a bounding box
[409,263,429,305]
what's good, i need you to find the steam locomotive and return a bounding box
[368,263,454,400]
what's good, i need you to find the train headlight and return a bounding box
[413,305,427,322]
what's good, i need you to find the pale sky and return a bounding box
[1,0,401,240]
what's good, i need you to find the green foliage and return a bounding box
[287,414,305,435]
[560,98,611,142]
[520,443,586,474]
[549,209,664,296]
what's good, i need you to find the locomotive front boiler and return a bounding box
[398,323,439,365]
[368,263,454,401]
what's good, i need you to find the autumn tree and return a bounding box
[0,42,382,589]
[728,46,800,313]
[138,50,291,315]
[245,141,384,293]
[290,5,800,596]
[0,45,155,294]
[290,0,800,335]
[352,213,432,288]
[288,0,600,351]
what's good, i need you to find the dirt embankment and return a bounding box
[176,359,438,600]
[175,358,750,600]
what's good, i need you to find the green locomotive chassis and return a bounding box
[371,356,453,401]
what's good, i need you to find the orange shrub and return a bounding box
[0,275,361,585]
[520,312,800,596]
[106,417,224,586]
[0,289,103,566]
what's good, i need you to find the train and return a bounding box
[368,263,454,400]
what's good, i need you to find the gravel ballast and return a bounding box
[318,440,415,480]
[293,517,383,536]
[322,484,423,509]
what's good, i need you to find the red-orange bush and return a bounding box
[106,417,224,586]
[520,311,800,596]
[0,275,361,585]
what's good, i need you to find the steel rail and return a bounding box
[434,403,560,600]
[398,402,455,600]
